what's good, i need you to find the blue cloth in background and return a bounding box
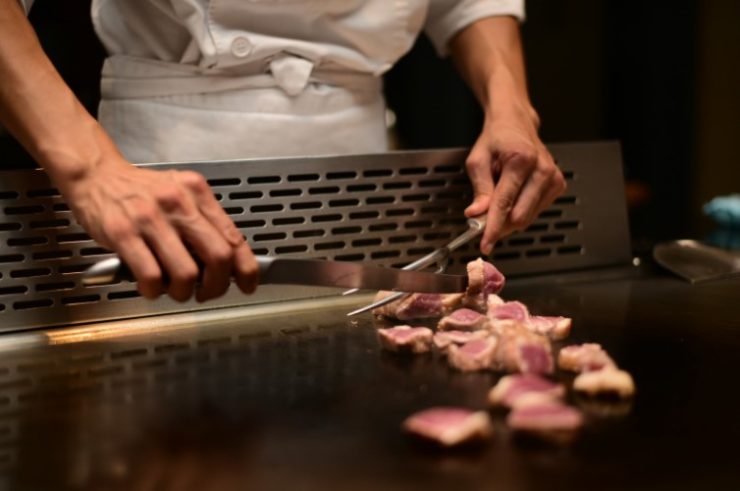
[703,194,740,229]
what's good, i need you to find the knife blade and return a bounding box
[82,256,468,293]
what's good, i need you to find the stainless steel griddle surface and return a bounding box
[0,267,738,490]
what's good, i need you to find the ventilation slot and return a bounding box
[363,169,392,178]
[554,220,580,230]
[235,219,265,229]
[273,217,304,226]
[287,174,319,182]
[108,290,141,300]
[309,186,339,195]
[14,299,53,310]
[27,188,60,198]
[29,219,70,229]
[270,189,301,197]
[327,171,356,180]
[7,236,48,247]
[61,294,101,306]
[275,245,308,254]
[0,223,22,232]
[230,191,263,200]
[207,178,241,187]
[291,202,321,210]
[293,230,323,239]
[56,233,91,243]
[346,184,376,192]
[36,281,75,292]
[10,267,51,278]
[0,192,19,200]
[4,205,44,215]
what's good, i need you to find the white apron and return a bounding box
[89,0,525,163]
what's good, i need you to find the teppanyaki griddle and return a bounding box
[0,266,738,491]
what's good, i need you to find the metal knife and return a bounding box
[82,256,468,293]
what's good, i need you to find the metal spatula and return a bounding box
[653,239,740,284]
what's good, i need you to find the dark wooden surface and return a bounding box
[0,265,738,490]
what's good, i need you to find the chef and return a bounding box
[0,0,565,302]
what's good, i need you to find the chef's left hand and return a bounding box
[464,103,566,255]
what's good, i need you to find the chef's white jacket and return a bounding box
[19,0,524,163]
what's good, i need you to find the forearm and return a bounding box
[0,0,117,190]
[449,16,537,125]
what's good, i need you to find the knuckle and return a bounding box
[155,185,188,212]
[133,203,159,226]
[179,171,209,192]
[503,148,537,168]
[208,244,234,266]
[104,220,134,242]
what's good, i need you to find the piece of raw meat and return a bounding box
[373,292,464,321]
[447,337,498,372]
[403,407,493,447]
[526,316,573,341]
[462,259,505,312]
[433,330,490,352]
[573,368,635,398]
[507,401,584,433]
[437,308,490,331]
[489,374,565,409]
[377,325,433,354]
[558,343,616,372]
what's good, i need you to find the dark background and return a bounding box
[2,0,738,245]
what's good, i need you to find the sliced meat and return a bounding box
[488,374,565,409]
[433,330,490,352]
[489,300,530,322]
[492,327,553,374]
[437,308,490,331]
[558,343,616,372]
[463,259,505,312]
[377,325,433,354]
[373,292,464,321]
[574,368,635,398]
[507,402,584,433]
[403,407,493,447]
[526,316,573,341]
[447,337,498,372]
[517,341,554,375]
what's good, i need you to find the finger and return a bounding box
[180,171,245,247]
[480,156,532,254]
[532,170,567,221]
[464,142,495,218]
[116,236,164,300]
[143,216,200,302]
[175,215,234,303]
[233,242,259,294]
[509,166,552,232]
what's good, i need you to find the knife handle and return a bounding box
[82,255,273,286]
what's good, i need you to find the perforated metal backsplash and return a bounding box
[0,142,631,332]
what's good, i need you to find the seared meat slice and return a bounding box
[437,308,490,331]
[487,295,573,341]
[489,374,565,409]
[492,326,554,375]
[403,407,493,446]
[377,325,433,354]
[507,401,584,433]
[462,259,505,311]
[447,337,498,372]
[373,292,464,321]
[558,343,616,372]
[489,299,530,322]
[574,368,635,398]
[526,316,573,341]
[433,330,490,353]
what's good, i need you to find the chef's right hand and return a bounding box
[64,156,259,302]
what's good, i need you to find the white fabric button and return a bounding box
[230,37,252,58]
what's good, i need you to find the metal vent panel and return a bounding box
[0,142,630,331]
